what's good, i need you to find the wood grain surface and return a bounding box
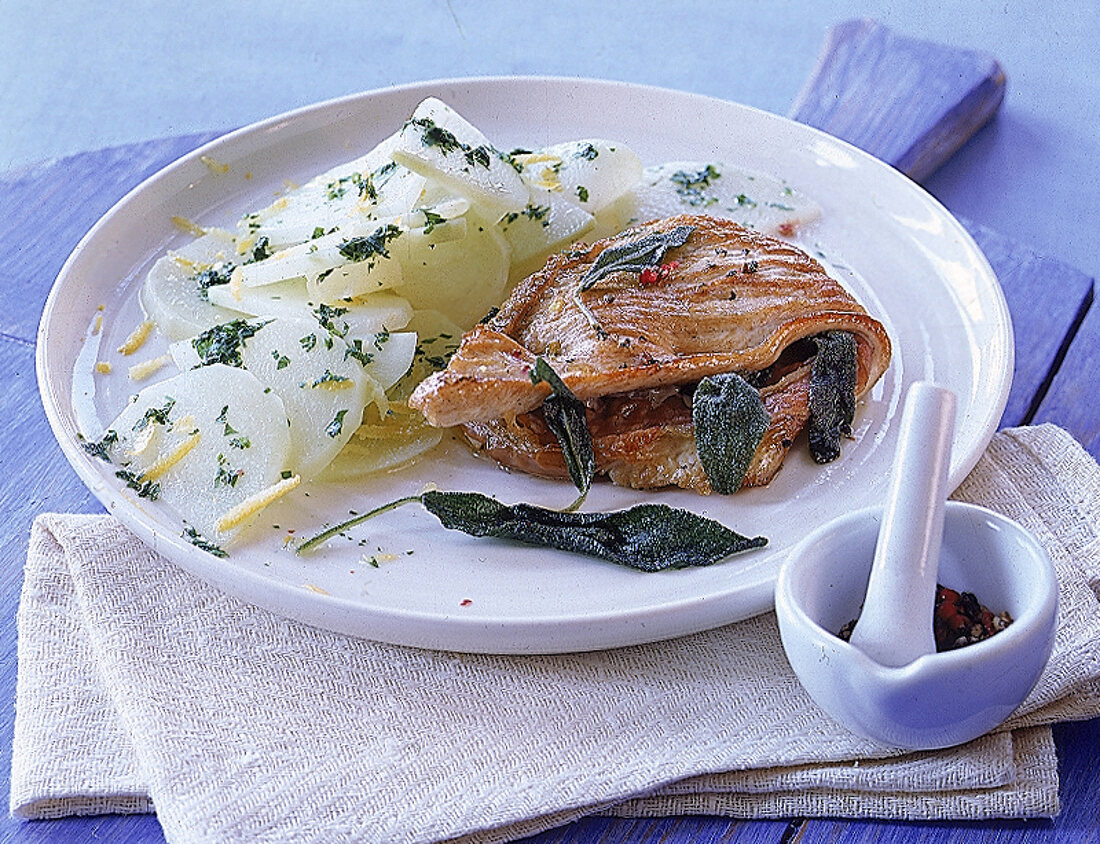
[1033,298,1100,457]
[789,18,1005,182]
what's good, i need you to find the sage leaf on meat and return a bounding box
[807,331,857,463]
[530,357,594,509]
[420,491,767,571]
[575,225,694,336]
[578,225,694,292]
[693,372,770,494]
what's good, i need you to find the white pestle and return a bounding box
[775,379,1058,748]
[847,381,956,667]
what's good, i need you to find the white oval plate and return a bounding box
[37,77,1012,654]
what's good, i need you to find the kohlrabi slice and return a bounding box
[139,228,246,340]
[391,97,528,216]
[603,161,822,238]
[497,186,594,279]
[389,208,510,328]
[94,362,293,544]
[515,139,642,216]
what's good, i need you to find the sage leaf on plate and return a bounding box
[578,224,694,292]
[530,357,595,507]
[807,331,857,463]
[692,372,770,494]
[420,490,767,571]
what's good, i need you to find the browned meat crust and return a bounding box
[409,214,891,493]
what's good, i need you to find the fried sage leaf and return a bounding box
[808,331,857,463]
[420,490,767,571]
[578,224,694,292]
[530,357,595,506]
[575,224,694,336]
[693,372,770,494]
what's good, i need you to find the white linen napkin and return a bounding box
[10,424,1100,843]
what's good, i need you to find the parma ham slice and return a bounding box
[409,214,891,493]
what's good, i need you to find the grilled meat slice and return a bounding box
[463,365,813,492]
[409,214,891,493]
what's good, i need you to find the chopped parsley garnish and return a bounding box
[183,525,228,558]
[501,203,551,228]
[116,469,160,500]
[576,185,589,203]
[419,208,447,234]
[246,236,272,263]
[81,429,119,461]
[214,453,244,487]
[413,333,460,371]
[337,224,402,267]
[192,319,271,367]
[217,410,250,448]
[326,409,349,438]
[326,172,368,201]
[192,262,236,300]
[373,160,399,181]
[464,145,492,168]
[406,116,499,171]
[314,303,349,327]
[670,164,722,207]
[353,171,377,201]
[133,398,176,432]
[313,304,355,350]
[575,143,599,161]
[272,349,291,369]
[308,369,351,388]
[344,339,374,366]
[408,116,463,155]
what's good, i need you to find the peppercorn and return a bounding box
[837,583,1013,651]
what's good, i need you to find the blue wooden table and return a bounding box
[3,13,1099,844]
